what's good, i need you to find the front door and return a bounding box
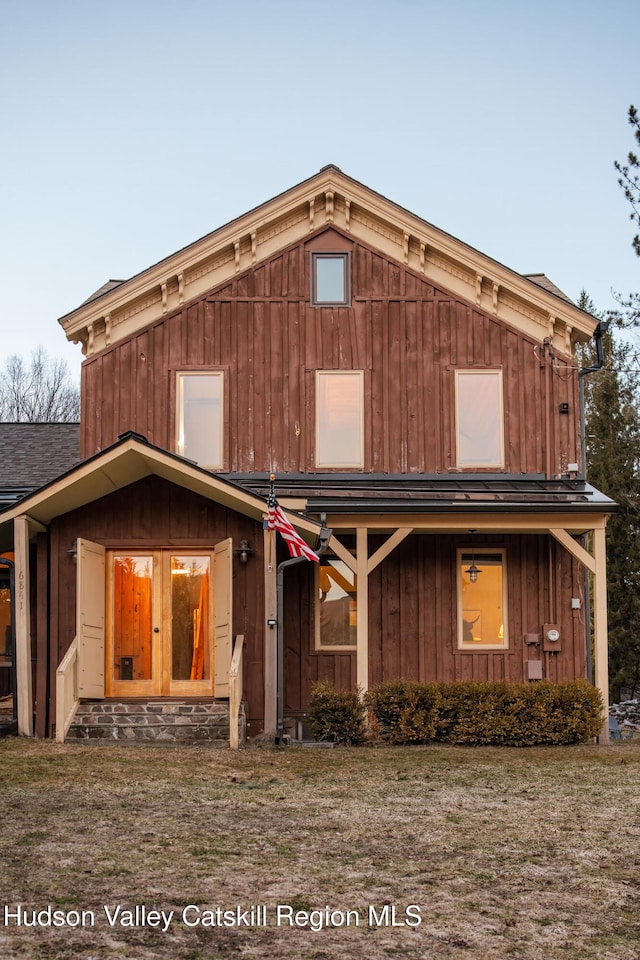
[106,550,214,697]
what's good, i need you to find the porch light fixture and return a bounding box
[235,539,254,564]
[465,560,481,584]
[67,541,77,563]
[464,531,481,583]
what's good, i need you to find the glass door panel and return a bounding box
[170,555,211,682]
[112,555,154,684]
[107,549,215,698]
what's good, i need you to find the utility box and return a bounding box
[542,623,561,652]
[525,660,544,680]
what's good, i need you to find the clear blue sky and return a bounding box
[1,0,638,381]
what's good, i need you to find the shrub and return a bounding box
[364,680,438,744]
[308,680,366,745]
[367,679,603,747]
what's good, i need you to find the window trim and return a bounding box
[456,547,509,651]
[310,252,351,307]
[455,369,505,469]
[315,370,365,469]
[314,555,358,652]
[175,370,225,471]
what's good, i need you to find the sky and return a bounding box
[1,0,638,384]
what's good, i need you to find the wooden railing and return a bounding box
[229,634,244,750]
[55,637,79,743]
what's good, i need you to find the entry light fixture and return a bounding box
[235,538,254,564]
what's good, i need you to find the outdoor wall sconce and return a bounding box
[235,539,254,564]
[67,541,78,563]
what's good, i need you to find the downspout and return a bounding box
[579,319,609,476]
[0,558,18,736]
[275,525,332,745]
[578,319,609,683]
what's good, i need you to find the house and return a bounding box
[0,166,615,743]
[0,424,80,727]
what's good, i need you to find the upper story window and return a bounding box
[316,370,364,468]
[457,548,508,650]
[455,370,504,468]
[176,372,224,470]
[311,253,351,306]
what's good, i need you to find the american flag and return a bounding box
[267,481,319,563]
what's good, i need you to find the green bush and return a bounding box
[364,681,438,744]
[366,679,603,747]
[308,680,366,745]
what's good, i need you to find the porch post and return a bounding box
[263,525,277,733]
[14,515,33,736]
[356,527,369,694]
[593,525,610,744]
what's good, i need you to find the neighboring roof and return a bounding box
[0,432,321,550]
[0,423,81,508]
[58,165,598,359]
[524,274,575,306]
[230,473,616,516]
[81,280,125,306]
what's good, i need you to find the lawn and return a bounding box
[1,738,639,960]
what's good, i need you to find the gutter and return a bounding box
[578,319,609,686]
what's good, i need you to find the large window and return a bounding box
[311,253,351,306]
[455,370,504,468]
[316,556,357,650]
[316,371,364,468]
[176,372,223,469]
[457,549,508,650]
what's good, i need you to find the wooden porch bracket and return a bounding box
[330,528,413,695]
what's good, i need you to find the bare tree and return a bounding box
[0,347,80,422]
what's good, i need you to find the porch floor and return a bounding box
[65,699,245,745]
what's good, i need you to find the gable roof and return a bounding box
[0,432,321,550]
[58,166,597,360]
[0,422,81,508]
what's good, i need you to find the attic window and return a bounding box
[311,253,350,306]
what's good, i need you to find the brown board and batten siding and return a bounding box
[80,228,581,479]
[282,533,586,712]
[46,475,265,737]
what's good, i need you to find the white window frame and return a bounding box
[456,547,508,651]
[315,370,364,469]
[310,252,351,306]
[455,369,505,469]
[315,555,357,652]
[176,371,224,470]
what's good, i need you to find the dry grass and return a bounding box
[1,738,640,960]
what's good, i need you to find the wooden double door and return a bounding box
[95,542,232,698]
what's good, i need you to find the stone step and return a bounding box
[66,700,244,745]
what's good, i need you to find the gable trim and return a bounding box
[58,168,597,359]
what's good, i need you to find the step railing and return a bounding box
[55,637,79,743]
[228,634,244,750]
